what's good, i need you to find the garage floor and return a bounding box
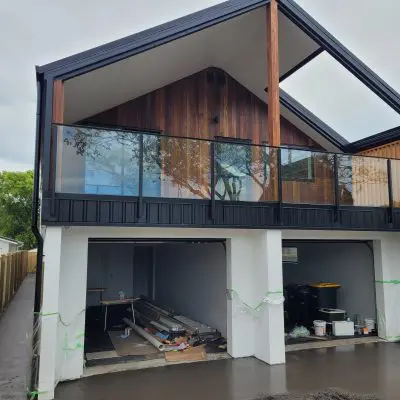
[55,342,400,400]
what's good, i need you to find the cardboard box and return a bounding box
[165,345,206,362]
[332,321,354,336]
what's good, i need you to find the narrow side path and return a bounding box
[0,274,34,399]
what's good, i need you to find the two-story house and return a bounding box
[31,1,400,398]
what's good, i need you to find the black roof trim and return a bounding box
[279,47,324,83]
[346,126,400,153]
[279,0,400,115]
[280,90,349,149]
[37,0,270,79]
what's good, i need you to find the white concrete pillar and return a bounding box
[373,237,400,341]
[254,230,285,365]
[226,236,257,358]
[56,229,89,381]
[38,227,63,400]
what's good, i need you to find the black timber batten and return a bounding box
[41,196,400,232]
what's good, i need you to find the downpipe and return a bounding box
[29,71,45,398]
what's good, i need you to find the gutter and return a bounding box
[30,69,45,397]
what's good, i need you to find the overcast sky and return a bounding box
[1,0,399,172]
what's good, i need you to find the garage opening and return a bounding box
[84,239,228,368]
[283,240,378,348]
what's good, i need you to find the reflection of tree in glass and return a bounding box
[214,142,274,201]
[63,127,278,201]
[63,127,140,191]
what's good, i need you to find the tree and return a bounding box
[0,170,35,249]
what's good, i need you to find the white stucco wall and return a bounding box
[0,239,18,254]
[38,226,286,399]
[39,226,400,400]
[0,241,10,255]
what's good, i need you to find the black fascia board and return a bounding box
[346,125,400,153]
[278,0,400,115]
[280,89,349,150]
[37,0,270,80]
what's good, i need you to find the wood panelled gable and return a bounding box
[357,141,400,160]
[82,68,322,150]
[357,141,400,207]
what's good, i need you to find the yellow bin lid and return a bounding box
[310,283,341,288]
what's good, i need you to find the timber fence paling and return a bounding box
[0,256,5,310]
[0,250,37,314]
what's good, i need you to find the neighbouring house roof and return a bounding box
[346,125,400,153]
[0,236,22,245]
[35,0,400,155]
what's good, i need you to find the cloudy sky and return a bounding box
[1,0,399,172]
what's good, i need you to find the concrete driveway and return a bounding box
[55,342,400,400]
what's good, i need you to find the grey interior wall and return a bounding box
[133,246,154,299]
[283,242,376,320]
[86,243,154,307]
[155,243,227,337]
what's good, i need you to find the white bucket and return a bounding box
[314,320,326,336]
[365,318,375,332]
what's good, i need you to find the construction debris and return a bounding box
[121,299,224,359]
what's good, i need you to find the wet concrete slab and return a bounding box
[56,342,400,400]
[0,274,34,400]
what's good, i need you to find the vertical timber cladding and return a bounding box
[357,143,400,208]
[82,69,327,203]
[82,68,321,148]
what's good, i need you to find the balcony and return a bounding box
[42,124,400,231]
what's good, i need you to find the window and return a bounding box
[84,136,138,196]
[281,148,315,182]
[282,247,298,263]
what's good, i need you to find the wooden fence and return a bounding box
[0,250,37,313]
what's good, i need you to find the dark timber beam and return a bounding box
[52,80,64,197]
[52,80,64,123]
[267,0,280,146]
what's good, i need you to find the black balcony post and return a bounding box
[210,141,216,221]
[387,158,394,224]
[277,147,283,224]
[333,154,340,223]
[137,134,145,221]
